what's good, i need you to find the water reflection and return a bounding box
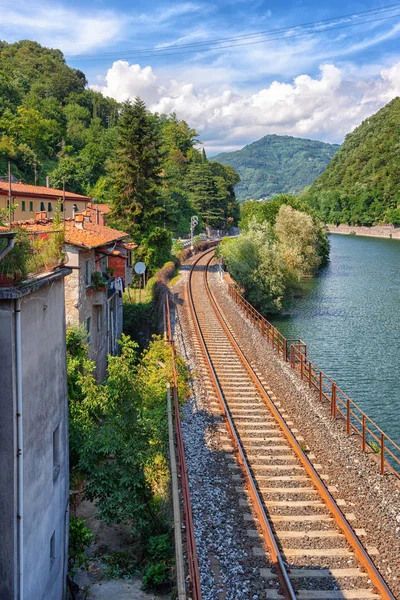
[271,234,400,444]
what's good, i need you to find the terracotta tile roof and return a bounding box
[14,218,129,249]
[0,181,91,201]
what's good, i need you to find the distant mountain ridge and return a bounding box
[212,134,340,202]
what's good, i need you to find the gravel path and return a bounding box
[208,265,400,598]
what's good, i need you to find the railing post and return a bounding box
[362,416,366,452]
[319,372,322,402]
[346,399,351,435]
[261,319,265,337]
[381,434,385,475]
[308,360,312,388]
[300,354,304,380]
[283,338,287,361]
[331,383,336,419]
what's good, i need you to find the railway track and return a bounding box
[187,249,396,600]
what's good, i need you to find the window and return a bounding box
[127,250,132,268]
[53,425,60,482]
[21,201,26,212]
[29,201,33,212]
[50,532,55,568]
[85,260,90,286]
[40,201,45,211]
[60,203,64,213]
[48,202,52,212]
[86,316,91,344]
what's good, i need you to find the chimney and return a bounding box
[74,213,84,229]
[35,211,47,221]
[83,208,91,222]
[46,176,50,188]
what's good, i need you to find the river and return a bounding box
[271,233,400,445]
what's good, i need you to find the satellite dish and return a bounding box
[134,262,146,275]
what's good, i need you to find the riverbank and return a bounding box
[327,224,400,239]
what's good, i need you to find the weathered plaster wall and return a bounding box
[0,271,69,600]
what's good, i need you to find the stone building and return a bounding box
[0,181,90,222]
[0,259,71,599]
[19,213,135,380]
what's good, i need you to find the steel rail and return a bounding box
[187,250,297,600]
[189,248,395,600]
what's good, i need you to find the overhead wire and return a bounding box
[67,3,400,61]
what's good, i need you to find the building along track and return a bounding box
[187,248,396,600]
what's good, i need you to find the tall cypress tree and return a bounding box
[108,97,164,240]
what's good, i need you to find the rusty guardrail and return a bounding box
[228,282,400,478]
[165,294,202,600]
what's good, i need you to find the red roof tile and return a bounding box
[0,181,91,202]
[15,218,129,249]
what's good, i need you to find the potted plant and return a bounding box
[88,271,108,303]
[0,230,31,287]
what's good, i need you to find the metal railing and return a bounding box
[228,282,400,478]
[165,295,202,600]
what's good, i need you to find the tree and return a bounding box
[275,205,322,279]
[108,98,165,241]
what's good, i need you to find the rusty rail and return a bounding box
[228,282,400,478]
[188,254,297,600]
[203,254,396,600]
[165,294,202,600]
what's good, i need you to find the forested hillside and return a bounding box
[212,135,339,202]
[303,98,400,225]
[0,40,239,237]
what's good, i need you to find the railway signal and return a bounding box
[190,215,198,250]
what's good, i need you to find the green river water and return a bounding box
[270,233,400,446]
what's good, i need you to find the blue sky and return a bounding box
[2,0,400,153]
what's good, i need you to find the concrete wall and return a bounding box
[0,270,70,600]
[327,224,400,240]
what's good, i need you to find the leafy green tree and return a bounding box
[303,97,400,225]
[108,98,165,240]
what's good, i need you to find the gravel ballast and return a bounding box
[171,268,276,600]
[207,265,400,597]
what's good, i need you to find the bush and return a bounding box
[68,516,94,576]
[0,229,31,281]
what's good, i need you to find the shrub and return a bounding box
[68,516,94,576]
[0,229,31,281]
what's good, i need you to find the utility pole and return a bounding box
[8,161,12,229]
[33,161,37,186]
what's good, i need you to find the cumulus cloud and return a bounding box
[93,60,400,151]
[91,61,158,105]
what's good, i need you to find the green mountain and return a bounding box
[212,135,340,202]
[303,97,400,225]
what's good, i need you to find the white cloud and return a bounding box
[0,1,125,54]
[93,59,400,151]
[91,61,158,104]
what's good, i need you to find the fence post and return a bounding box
[308,360,312,388]
[331,383,336,419]
[261,319,265,337]
[283,339,287,362]
[300,354,304,380]
[319,372,322,402]
[362,416,366,452]
[346,399,351,435]
[381,434,385,475]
